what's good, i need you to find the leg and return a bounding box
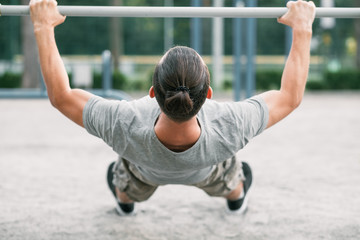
[225,181,244,201]
[115,187,133,203]
[226,162,253,213]
[193,156,252,213]
[193,156,245,198]
[107,158,158,215]
[113,158,158,202]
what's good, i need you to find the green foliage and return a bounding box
[128,70,153,91]
[92,71,128,90]
[0,0,21,60]
[123,18,164,55]
[255,70,282,90]
[254,70,360,91]
[0,0,359,57]
[0,72,22,88]
[306,79,328,90]
[113,71,128,90]
[222,79,233,91]
[324,70,360,90]
[128,79,151,91]
[2,69,360,91]
[92,72,102,89]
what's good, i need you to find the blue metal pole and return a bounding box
[285,0,292,57]
[246,0,257,98]
[191,0,202,54]
[233,0,243,101]
[39,64,47,97]
[285,26,292,56]
[102,50,112,93]
[164,0,174,50]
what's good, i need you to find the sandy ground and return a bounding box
[1,91,360,240]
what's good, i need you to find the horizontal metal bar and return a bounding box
[1,5,360,18]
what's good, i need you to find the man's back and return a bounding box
[83,95,268,185]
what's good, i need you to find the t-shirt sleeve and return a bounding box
[83,96,128,149]
[235,95,269,141]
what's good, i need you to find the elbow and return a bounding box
[48,91,68,110]
[289,94,303,109]
[49,96,58,108]
[282,90,303,110]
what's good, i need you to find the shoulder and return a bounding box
[83,95,160,125]
[198,95,268,129]
[200,95,268,114]
[199,99,242,119]
[85,95,158,112]
[128,95,159,110]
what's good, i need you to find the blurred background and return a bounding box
[0,0,359,99]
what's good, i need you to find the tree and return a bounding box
[110,0,124,70]
[354,1,360,68]
[21,0,40,88]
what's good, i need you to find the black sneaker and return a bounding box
[107,161,135,216]
[226,161,253,214]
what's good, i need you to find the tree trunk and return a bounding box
[21,0,40,88]
[110,0,123,71]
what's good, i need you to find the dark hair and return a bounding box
[152,46,210,122]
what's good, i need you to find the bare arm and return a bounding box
[30,0,93,127]
[260,0,316,128]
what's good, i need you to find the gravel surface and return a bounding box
[1,92,360,240]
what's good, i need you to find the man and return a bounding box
[29,0,315,215]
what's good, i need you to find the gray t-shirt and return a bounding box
[83,95,269,185]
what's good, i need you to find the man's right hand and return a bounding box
[278,0,316,32]
[29,0,66,32]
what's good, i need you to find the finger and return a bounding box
[48,0,58,7]
[286,1,295,8]
[277,16,286,24]
[279,2,291,23]
[30,0,42,4]
[308,1,316,8]
[277,12,288,24]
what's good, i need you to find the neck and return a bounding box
[154,113,201,152]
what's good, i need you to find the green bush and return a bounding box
[113,70,127,90]
[324,70,360,90]
[92,71,128,90]
[306,79,327,90]
[2,68,360,91]
[255,70,360,91]
[256,70,282,90]
[0,72,22,88]
[127,70,152,91]
[92,72,102,89]
[222,79,233,90]
[127,79,149,91]
[222,70,282,91]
